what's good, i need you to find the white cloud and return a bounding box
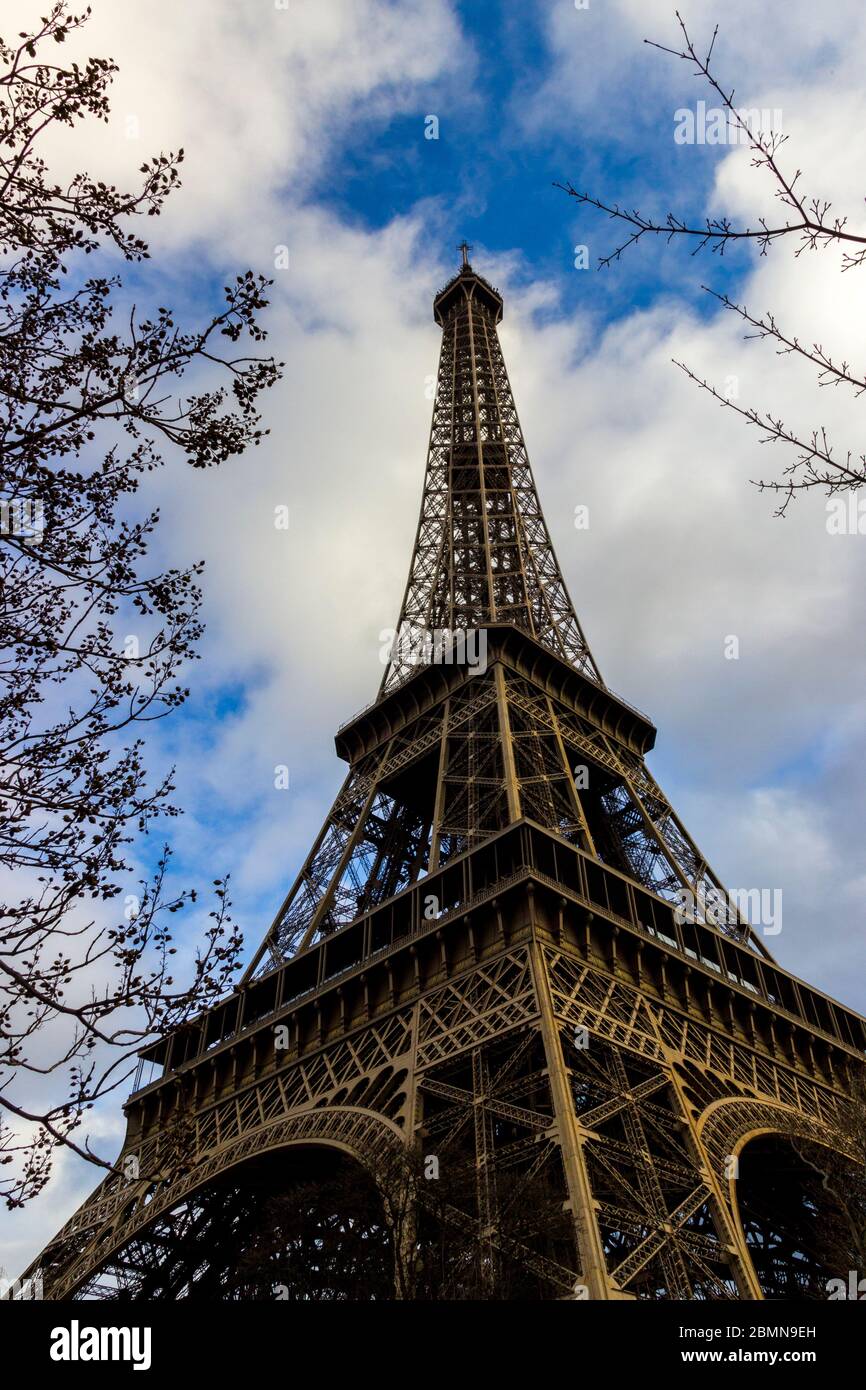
[528,0,865,136]
[6,0,471,255]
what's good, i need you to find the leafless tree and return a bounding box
[0,3,281,1206]
[557,10,866,514]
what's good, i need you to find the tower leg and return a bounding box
[659,1043,764,1301]
[531,940,610,1300]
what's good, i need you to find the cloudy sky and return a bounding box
[4,0,866,1276]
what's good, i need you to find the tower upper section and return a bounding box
[380,254,602,693]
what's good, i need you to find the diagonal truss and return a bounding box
[249,657,772,974]
[380,262,601,694]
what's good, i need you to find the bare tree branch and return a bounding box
[557,9,866,504]
[0,1,280,1206]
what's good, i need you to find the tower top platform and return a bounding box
[433,256,504,326]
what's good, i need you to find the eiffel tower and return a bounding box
[26,251,866,1302]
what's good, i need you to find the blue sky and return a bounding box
[306,0,746,322]
[5,0,866,1273]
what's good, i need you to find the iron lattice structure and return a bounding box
[24,258,866,1302]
